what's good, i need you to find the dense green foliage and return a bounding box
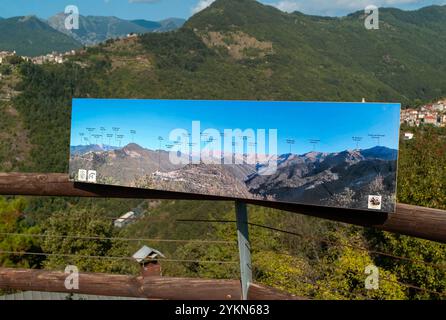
[0,197,42,268]
[14,61,100,172]
[41,207,137,274]
[398,126,446,209]
[140,29,214,71]
[184,0,446,104]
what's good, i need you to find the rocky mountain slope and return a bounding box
[69,142,397,210]
[247,146,398,211]
[69,143,185,185]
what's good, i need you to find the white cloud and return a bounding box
[267,0,434,15]
[192,0,217,14]
[274,0,301,13]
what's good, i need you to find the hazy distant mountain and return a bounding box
[130,19,162,30]
[48,14,185,45]
[0,16,81,56]
[157,18,186,31]
[0,13,184,55]
[131,18,185,32]
[70,144,119,156]
[48,14,148,45]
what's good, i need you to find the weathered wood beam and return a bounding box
[0,173,445,243]
[0,268,301,300]
[248,283,305,300]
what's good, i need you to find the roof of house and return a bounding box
[132,245,165,263]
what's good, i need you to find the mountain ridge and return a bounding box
[0,15,82,56]
[48,13,185,45]
[0,13,185,55]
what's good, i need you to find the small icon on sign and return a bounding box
[87,170,97,183]
[368,195,382,210]
[78,169,87,182]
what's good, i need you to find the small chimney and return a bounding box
[141,261,162,277]
[132,245,165,277]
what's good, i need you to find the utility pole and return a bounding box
[235,201,252,300]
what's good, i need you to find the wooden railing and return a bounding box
[0,268,303,300]
[0,172,445,243]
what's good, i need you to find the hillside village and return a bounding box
[1,49,76,66]
[0,33,143,67]
[401,100,446,127]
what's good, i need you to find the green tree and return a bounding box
[314,234,407,300]
[0,197,43,268]
[41,207,137,274]
[0,64,12,76]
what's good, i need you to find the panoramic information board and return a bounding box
[69,99,401,213]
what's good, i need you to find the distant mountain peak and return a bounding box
[47,14,184,46]
[302,151,326,159]
[122,143,145,151]
[186,0,284,30]
[0,15,81,56]
[360,146,398,161]
[19,15,37,21]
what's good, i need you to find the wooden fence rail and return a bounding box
[0,268,302,300]
[0,173,445,243]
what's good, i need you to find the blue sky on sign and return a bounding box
[70,99,401,155]
[0,0,445,20]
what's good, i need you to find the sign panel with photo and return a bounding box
[69,99,401,213]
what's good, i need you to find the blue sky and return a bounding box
[70,99,401,155]
[0,0,445,20]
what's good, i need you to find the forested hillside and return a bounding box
[0,0,445,299]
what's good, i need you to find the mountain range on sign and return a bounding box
[69,143,398,211]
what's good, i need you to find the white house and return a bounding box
[114,211,136,228]
[404,132,414,140]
